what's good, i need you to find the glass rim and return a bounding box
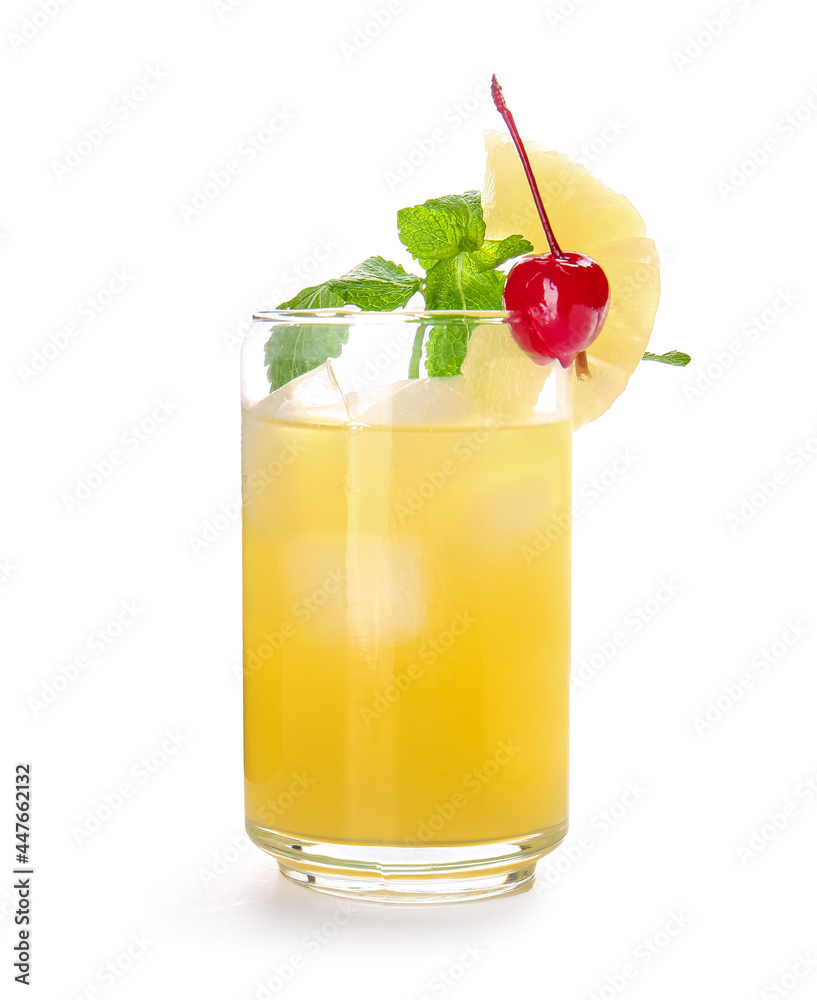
[252,308,516,323]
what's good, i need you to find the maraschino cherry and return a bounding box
[491,75,610,375]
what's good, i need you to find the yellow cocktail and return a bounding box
[242,314,572,900]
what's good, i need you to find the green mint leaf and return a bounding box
[412,194,532,377]
[468,235,534,271]
[424,255,506,310]
[264,324,350,391]
[332,256,423,309]
[642,350,691,366]
[276,286,347,309]
[421,245,521,376]
[397,191,485,264]
[278,256,421,311]
[268,257,421,389]
[424,323,470,377]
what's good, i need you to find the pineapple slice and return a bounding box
[481,130,660,427]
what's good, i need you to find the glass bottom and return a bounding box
[246,818,568,903]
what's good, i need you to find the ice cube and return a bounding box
[282,533,426,646]
[345,539,427,648]
[251,361,350,423]
[348,376,490,426]
[344,380,412,420]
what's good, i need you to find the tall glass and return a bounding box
[241,310,572,902]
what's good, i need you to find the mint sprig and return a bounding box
[265,191,533,390]
[395,192,533,376]
[266,192,533,388]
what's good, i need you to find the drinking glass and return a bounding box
[242,309,572,902]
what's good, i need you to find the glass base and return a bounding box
[246,819,568,903]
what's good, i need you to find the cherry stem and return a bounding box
[575,350,589,380]
[491,75,563,259]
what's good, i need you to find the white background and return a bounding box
[3,0,816,997]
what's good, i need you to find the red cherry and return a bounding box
[504,251,610,366]
[491,76,611,368]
